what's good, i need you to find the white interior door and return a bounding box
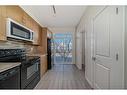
[93,6,124,89]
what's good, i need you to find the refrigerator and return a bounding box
[47,38,52,70]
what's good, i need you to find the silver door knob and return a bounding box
[92,57,96,61]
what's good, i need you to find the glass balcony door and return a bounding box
[53,33,72,64]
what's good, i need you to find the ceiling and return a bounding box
[20,6,86,28]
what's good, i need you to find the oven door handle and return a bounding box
[23,60,40,67]
[0,67,19,81]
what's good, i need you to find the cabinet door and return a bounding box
[42,28,47,54]
[0,6,6,41]
[6,6,23,24]
[47,30,52,38]
[0,17,6,41]
[38,26,43,46]
[33,21,39,45]
[37,28,47,54]
[0,6,6,17]
[22,12,33,30]
[40,55,47,77]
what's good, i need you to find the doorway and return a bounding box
[53,33,73,64]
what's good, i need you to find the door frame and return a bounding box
[92,6,107,89]
[81,30,86,71]
[76,31,83,69]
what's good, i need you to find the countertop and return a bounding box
[26,54,48,57]
[0,54,48,73]
[0,62,21,73]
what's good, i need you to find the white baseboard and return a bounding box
[85,76,93,88]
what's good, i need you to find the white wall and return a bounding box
[125,7,127,89]
[75,30,82,69]
[49,27,76,64]
[76,6,107,87]
[49,27,75,33]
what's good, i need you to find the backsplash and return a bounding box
[0,41,24,49]
[0,41,39,54]
[25,44,39,55]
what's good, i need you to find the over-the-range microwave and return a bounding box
[6,18,34,42]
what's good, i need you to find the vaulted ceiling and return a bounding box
[20,6,86,28]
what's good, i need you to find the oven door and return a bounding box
[0,66,20,89]
[21,59,40,89]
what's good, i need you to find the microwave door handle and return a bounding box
[30,32,33,40]
[31,32,33,40]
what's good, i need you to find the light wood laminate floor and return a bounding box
[35,64,92,89]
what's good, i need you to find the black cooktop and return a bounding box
[0,49,40,63]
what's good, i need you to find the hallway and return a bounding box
[35,64,91,89]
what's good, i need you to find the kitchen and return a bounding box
[0,4,127,91]
[1,0,127,94]
[0,6,52,89]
